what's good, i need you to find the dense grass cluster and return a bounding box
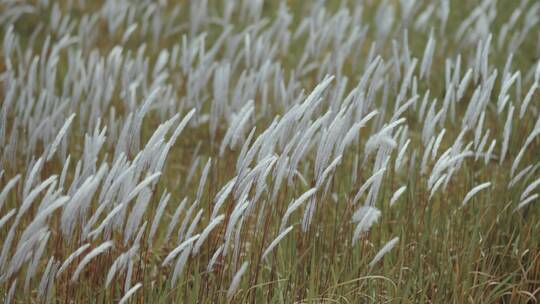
[1,0,540,302]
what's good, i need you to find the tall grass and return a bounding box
[1,0,539,302]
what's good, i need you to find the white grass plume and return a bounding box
[224,199,249,255]
[262,225,294,261]
[227,262,249,300]
[207,245,224,273]
[353,168,386,205]
[280,188,317,232]
[352,206,381,244]
[508,164,536,189]
[0,175,21,211]
[162,234,200,267]
[164,198,188,243]
[520,177,540,201]
[71,241,114,282]
[211,177,237,220]
[420,31,436,80]
[193,215,224,255]
[47,113,75,161]
[87,202,125,240]
[0,209,16,230]
[148,192,171,246]
[56,244,91,277]
[171,243,193,287]
[514,194,539,212]
[369,237,399,268]
[500,105,514,164]
[119,283,142,304]
[520,82,538,118]
[395,139,410,172]
[390,186,407,207]
[462,182,492,207]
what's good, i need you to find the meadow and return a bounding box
[0,0,539,302]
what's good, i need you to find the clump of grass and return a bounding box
[1,0,540,303]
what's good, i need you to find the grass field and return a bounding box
[1,0,540,303]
